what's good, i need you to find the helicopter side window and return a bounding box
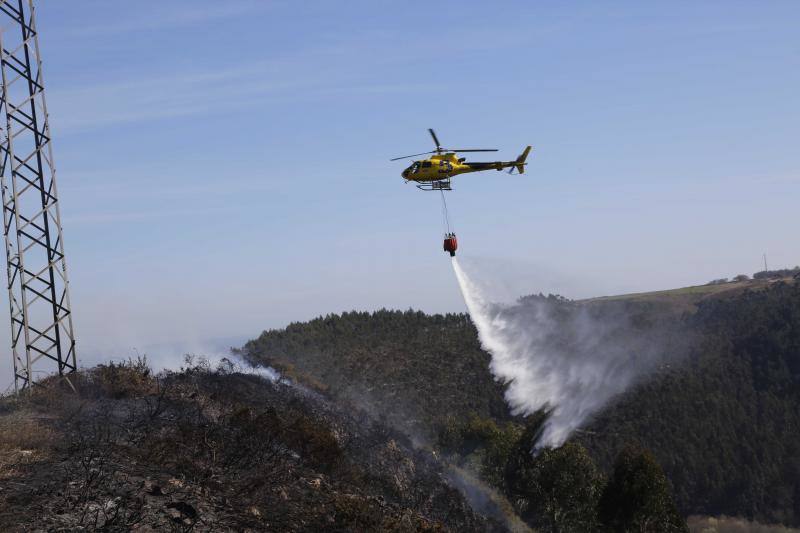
[421,161,432,168]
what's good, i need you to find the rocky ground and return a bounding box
[0,358,502,532]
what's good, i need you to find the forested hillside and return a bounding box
[579,281,800,526]
[238,310,512,439]
[241,279,800,527]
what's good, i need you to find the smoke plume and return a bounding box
[452,257,672,449]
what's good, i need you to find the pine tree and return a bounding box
[598,445,687,532]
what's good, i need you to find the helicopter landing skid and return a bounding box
[415,178,452,191]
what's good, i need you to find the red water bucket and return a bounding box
[443,235,458,257]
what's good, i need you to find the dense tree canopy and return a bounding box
[509,441,604,532]
[598,446,688,532]
[580,281,800,526]
[240,280,800,527]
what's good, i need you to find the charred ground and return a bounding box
[0,359,499,532]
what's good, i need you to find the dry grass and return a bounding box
[585,277,795,305]
[689,515,800,533]
[0,356,155,481]
[0,410,56,476]
[270,360,330,393]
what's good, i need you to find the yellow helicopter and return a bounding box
[392,129,532,190]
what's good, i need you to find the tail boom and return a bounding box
[514,145,532,174]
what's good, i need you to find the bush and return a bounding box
[752,267,800,280]
[284,413,342,467]
[438,414,522,488]
[507,438,603,532]
[598,445,687,532]
[87,356,156,399]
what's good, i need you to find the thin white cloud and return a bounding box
[48,64,442,133]
[61,176,282,199]
[45,19,535,134]
[61,1,275,38]
[62,205,234,225]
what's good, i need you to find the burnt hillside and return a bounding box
[0,359,499,532]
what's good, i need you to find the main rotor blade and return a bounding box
[428,128,442,151]
[445,148,499,153]
[390,150,435,161]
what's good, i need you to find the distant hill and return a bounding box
[241,277,800,527]
[579,278,800,526]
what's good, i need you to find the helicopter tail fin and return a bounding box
[514,146,532,174]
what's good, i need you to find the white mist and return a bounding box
[452,257,664,449]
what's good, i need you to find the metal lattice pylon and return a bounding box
[0,0,76,392]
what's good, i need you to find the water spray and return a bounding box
[452,257,667,450]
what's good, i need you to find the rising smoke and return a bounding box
[452,257,675,449]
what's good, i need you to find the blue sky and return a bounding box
[2,1,798,385]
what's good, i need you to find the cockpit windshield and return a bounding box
[408,162,421,174]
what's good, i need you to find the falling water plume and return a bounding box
[452,257,670,449]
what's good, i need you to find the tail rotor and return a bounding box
[508,145,532,174]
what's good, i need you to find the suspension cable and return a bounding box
[439,188,452,234]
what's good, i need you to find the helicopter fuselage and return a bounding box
[401,153,518,183]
